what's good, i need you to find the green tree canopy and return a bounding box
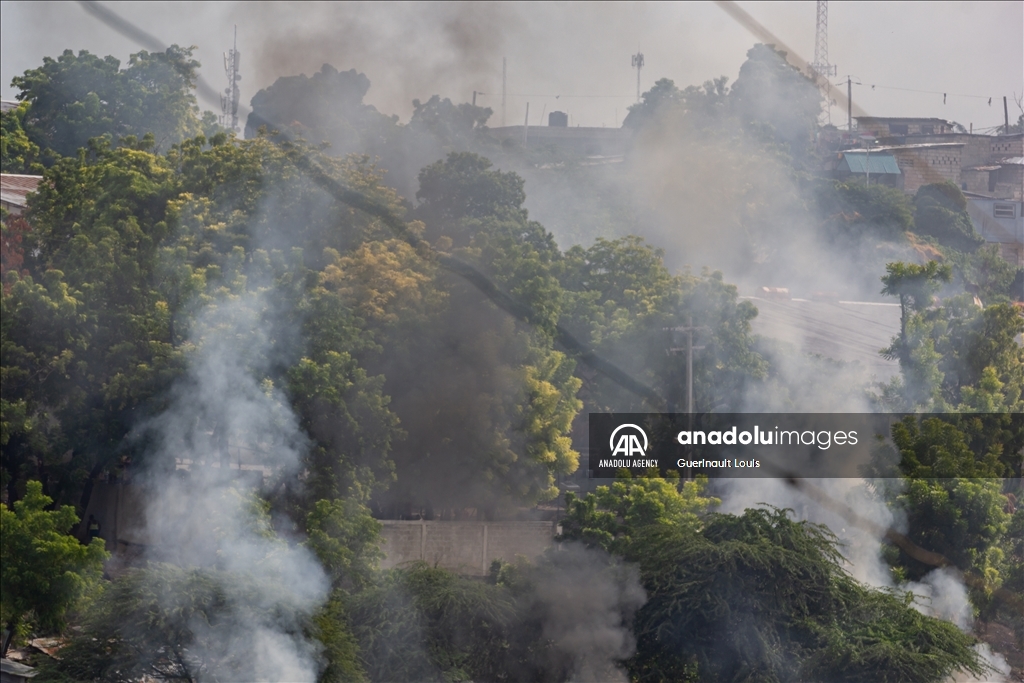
[12,46,207,158]
[0,101,45,173]
[562,487,988,683]
[0,480,107,655]
[913,182,984,253]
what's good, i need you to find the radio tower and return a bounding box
[809,1,836,125]
[631,52,644,102]
[221,26,241,133]
[810,1,835,81]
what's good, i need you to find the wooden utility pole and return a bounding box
[666,317,707,421]
[847,76,852,131]
[1005,96,1010,133]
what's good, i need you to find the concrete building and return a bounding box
[868,143,964,195]
[856,117,954,137]
[831,150,902,187]
[966,197,1024,268]
[0,174,43,216]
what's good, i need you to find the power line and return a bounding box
[476,93,632,99]
[842,81,1001,101]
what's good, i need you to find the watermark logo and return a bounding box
[610,424,648,457]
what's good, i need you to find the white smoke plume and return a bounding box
[132,293,330,682]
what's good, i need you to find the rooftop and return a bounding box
[855,116,952,124]
[0,173,44,210]
[837,151,901,175]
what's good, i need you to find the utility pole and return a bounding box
[847,76,852,131]
[631,52,644,102]
[523,102,529,145]
[502,57,507,127]
[666,318,707,421]
[472,91,477,107]
[1005,96,1010,133]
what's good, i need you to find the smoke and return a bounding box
[132,293,329,682]
[530,544,647,683]
[948,644,1012,683]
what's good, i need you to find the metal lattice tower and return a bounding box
[810,1,836,81]
[631,52,644,102]
[221,26,241,133]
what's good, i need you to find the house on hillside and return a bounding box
[966,197,1024,268]
[831,150,902,187]
[874,143,964,195]
[855,117,955,137]
[0,174,43,216]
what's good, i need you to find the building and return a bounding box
[855,117,955,137]
[0,174,43,216]
[875,143,964,195]
[831,150,902,187]
[897,132,1023,199]
[966,197,1024,268]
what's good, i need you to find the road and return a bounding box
[741,296,902,381]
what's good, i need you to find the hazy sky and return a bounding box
[2,1,1021,132]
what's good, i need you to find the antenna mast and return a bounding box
[221,26,241,133]
[809,1,836,124]
[502,57,507,127]
[631,52,644,102]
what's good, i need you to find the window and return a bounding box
[994,204,1016,218]
[921,125,934,134]
[889,124,908,135]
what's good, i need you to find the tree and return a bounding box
[0,480,107,655]
[622,78,685,131]
[12,46,206,158]
[913,183,984,253]
[409,95,492,146]
[349,563,516,682]
[39,563,356,683]
[0,101,46,173]
[561,490,988,683]
[415,152,527,244]
[881,260,952,370]
[815,179,915,242]
[876,416,1013,618]
[729,44,822,160]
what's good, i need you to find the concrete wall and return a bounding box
[83,482,557,576]
[379,520,557,576]
[989,134,1024,159]
[967,199,1024,268]
[891,146,963,194]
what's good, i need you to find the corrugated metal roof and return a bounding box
[838,152,901,175]
[0,174,43,208]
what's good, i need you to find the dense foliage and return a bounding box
[2,39,1021,683]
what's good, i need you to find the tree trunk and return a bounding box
[1,618,18,657]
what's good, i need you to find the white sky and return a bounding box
[2,1,1021,132]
